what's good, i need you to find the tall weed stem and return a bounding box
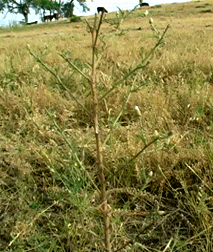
[88,13,112,252]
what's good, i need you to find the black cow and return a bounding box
[26,21,38,25]
[43,13,59,22]
[44,15,53,22]
[140,2,149,7]
[97,7,108,14]
[53,13,60,20]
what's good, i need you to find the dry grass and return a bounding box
[0,1,213,251]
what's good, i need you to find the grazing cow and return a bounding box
[97,7,108,14]
[53,13,60,20]
[26,21,38,25]
[140,2,149,7]
[43,15,53,22]
[43,13,59,22]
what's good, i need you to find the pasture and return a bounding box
[0,1,213,251]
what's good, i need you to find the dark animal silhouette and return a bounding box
[43,15,52,22]
[140,2,149,7]
[43,13,59,22]
[53,13,60,20]
[97,7,108,14]
[26,21,38,25]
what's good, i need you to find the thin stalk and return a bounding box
[90,13,111,252]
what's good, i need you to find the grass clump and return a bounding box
[200,9,213,13]
[70,15,82,23]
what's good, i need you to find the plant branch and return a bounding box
[101,24,170,100]
[111,132,172,180]
[60,53,90,82]
[27,45,91,116]
[89,13,111,252]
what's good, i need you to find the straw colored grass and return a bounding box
[0,1,213,251]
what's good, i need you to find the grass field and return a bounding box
[0,1,213,251]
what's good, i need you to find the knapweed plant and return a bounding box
[27,12,169,252]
